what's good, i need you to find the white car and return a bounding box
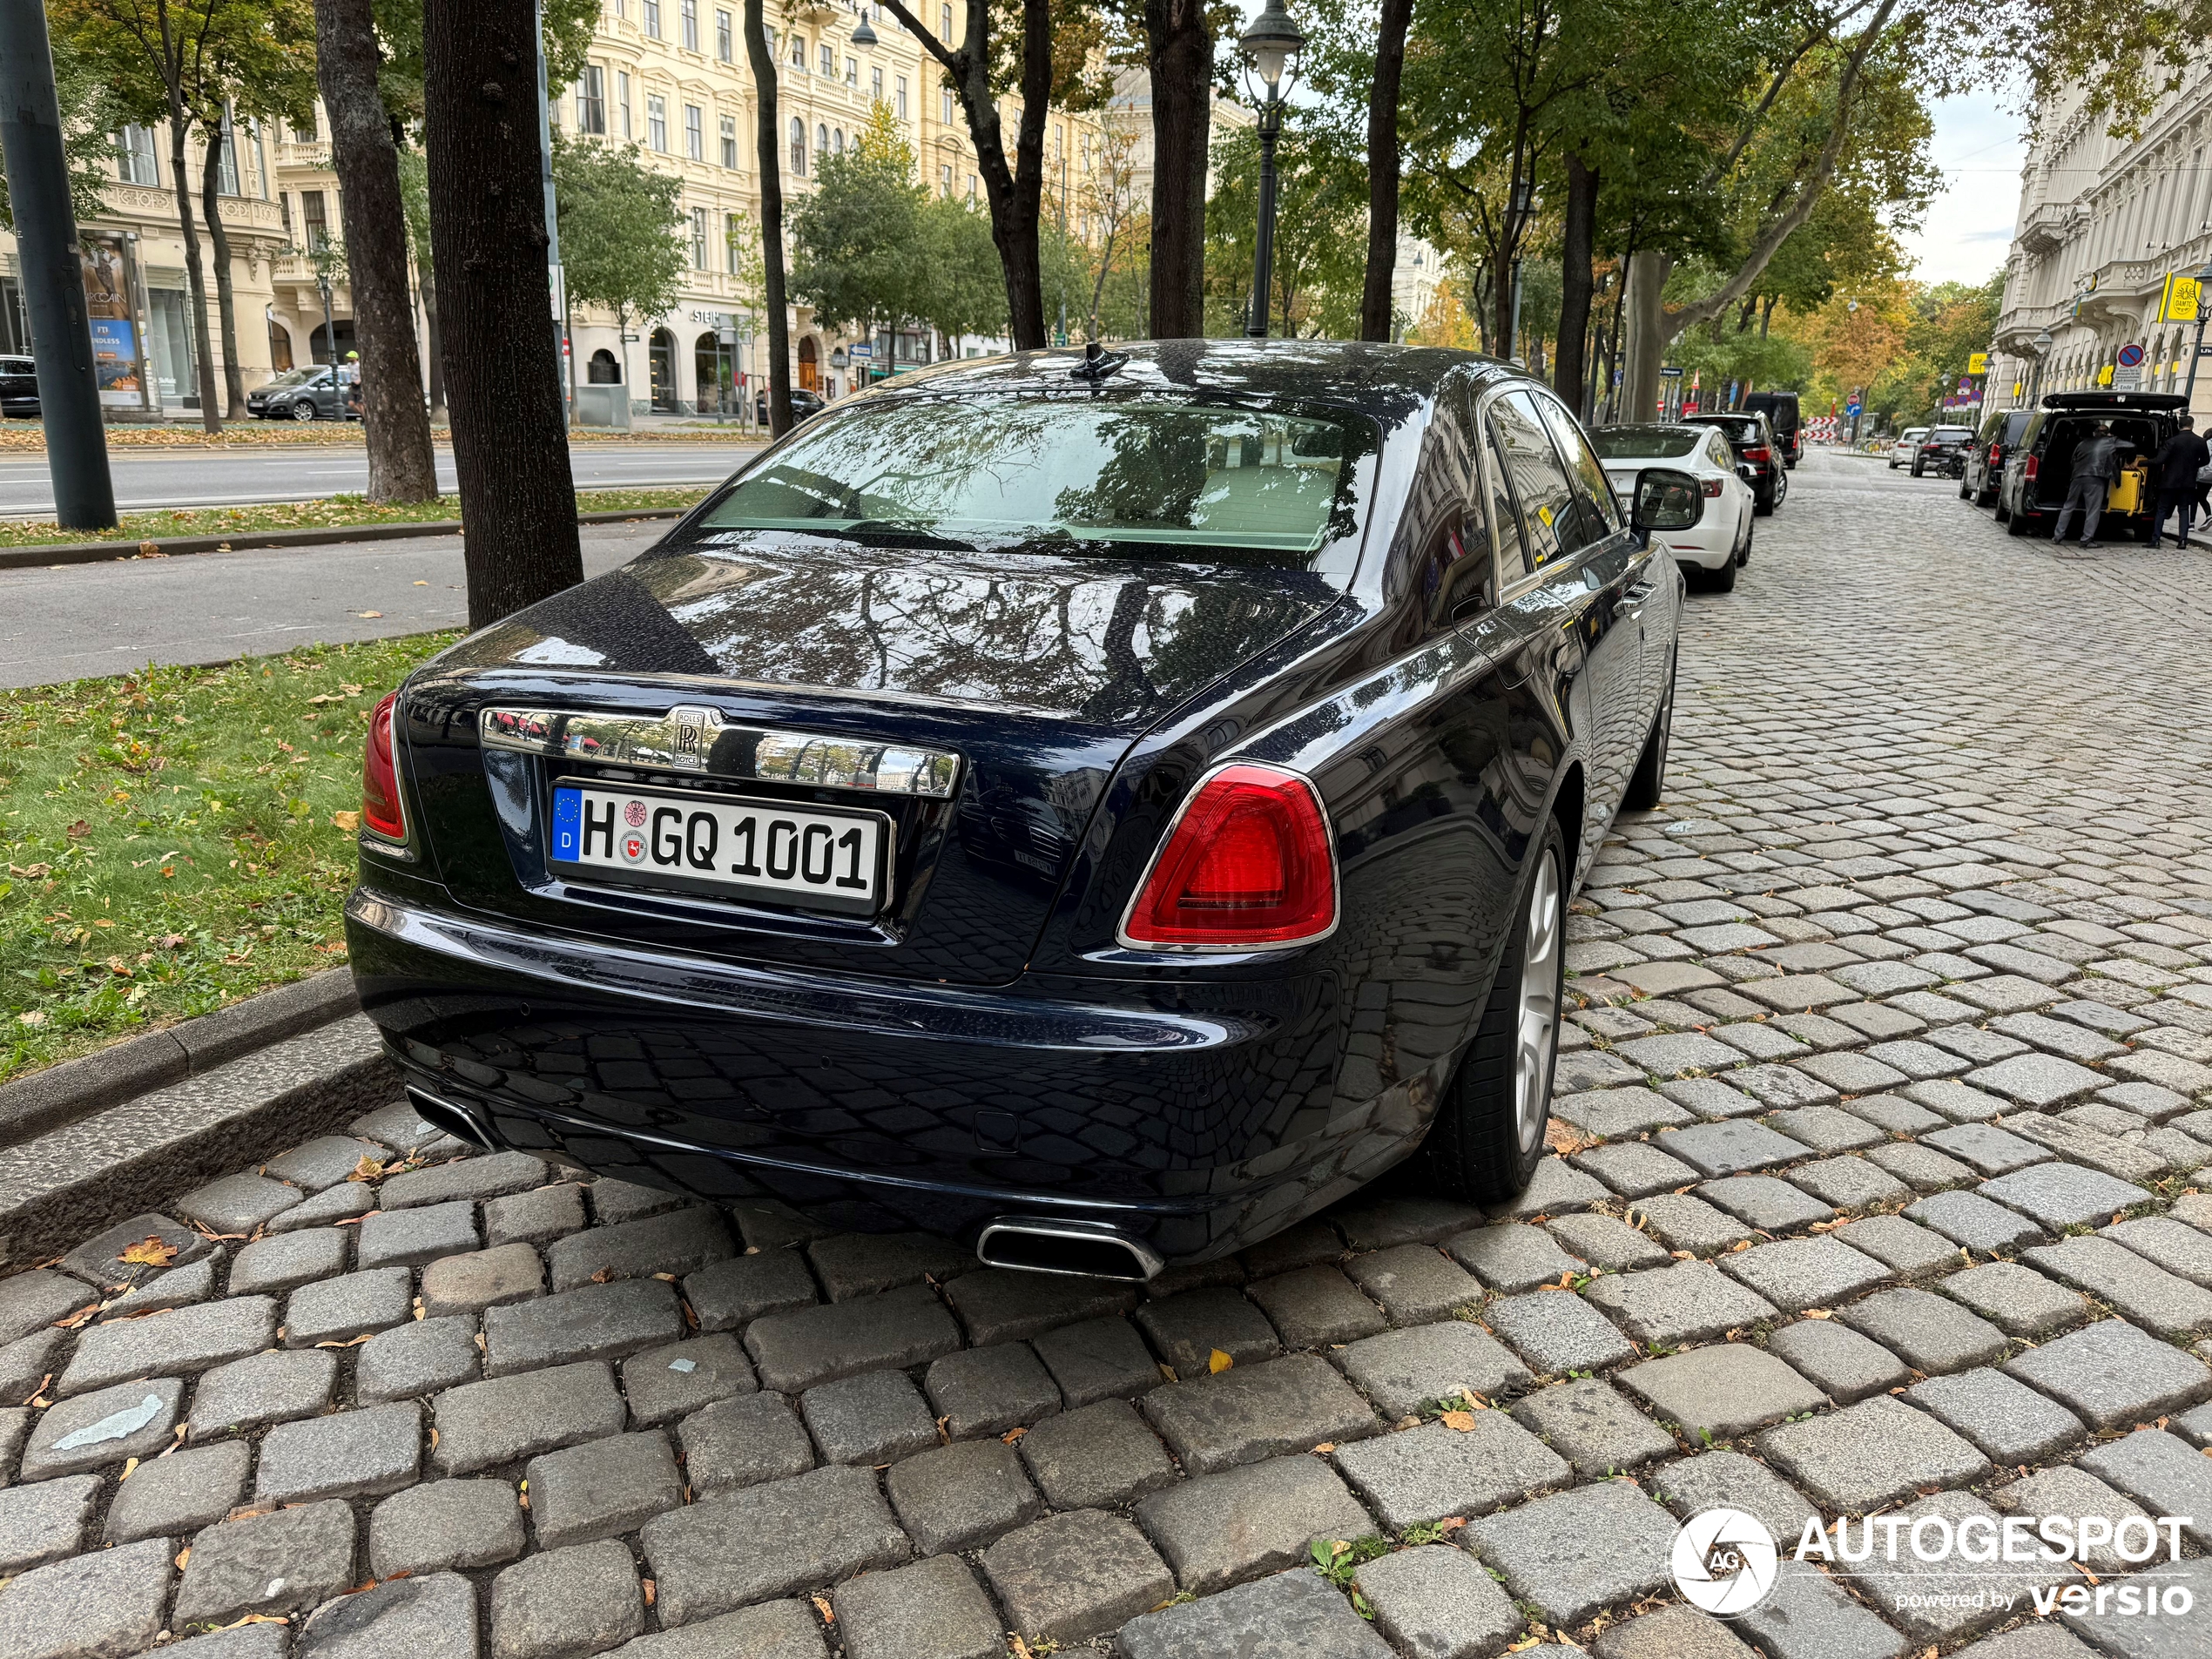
[1588,423,1757,591]
[1887,428,1928,469]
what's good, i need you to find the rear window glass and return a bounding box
[699,395,1371,574]
[1588,426,1703,460]
[1689,416,1761,442]
[1930,428,1974,442]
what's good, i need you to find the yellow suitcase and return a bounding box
[2108,465,2144,513]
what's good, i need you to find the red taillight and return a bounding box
[1743,446,1770,462]
[362,691,408,843]
[1702,477,1723,496]
[1988,444,2001,462]
[1121,764,1335,948]
[2025,455,2039,480]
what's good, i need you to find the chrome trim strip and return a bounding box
[479,705,961,799]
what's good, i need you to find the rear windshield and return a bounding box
[1588,426,1703,460]
[698,394,1371,572]
[1689,416,1761,442]
[1929,428,1973,442]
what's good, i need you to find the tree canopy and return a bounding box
[551,133,687,331]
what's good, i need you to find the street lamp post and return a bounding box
[2031,327,2054,407]
[1238,0,1304,340]
[1507,172,1533,364]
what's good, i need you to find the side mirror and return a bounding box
[1631,468,1703,534]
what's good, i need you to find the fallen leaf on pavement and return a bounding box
[1208,1348,1234,1374]
[1439,1410,1477,1432]
[812,1595,834,1625]
[118,1237,179,1268]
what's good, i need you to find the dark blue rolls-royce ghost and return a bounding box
[345,341,1693,1280]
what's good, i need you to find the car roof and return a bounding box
[860,340,1532,431]
[2041,390,2187,412]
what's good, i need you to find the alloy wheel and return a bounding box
[1514,848,1562,1153]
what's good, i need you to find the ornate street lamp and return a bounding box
[1238,0,1304,339]
[2031,327,2054,405]
[851,10,876,46]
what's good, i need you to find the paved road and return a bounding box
[0,442,758,515]
[4,450,2212,1655]
[0,520,668,687]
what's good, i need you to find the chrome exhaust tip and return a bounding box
[404,1085,499,1151]
[974,1217,1163,1282]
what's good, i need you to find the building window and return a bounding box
[790,33,806,68]
[278,192,293,236]
[725,211,744,271]
[938,163,951,196]
[819,44,833,76]
[941,90,953,125]
[617,71,632,138]
[643,0,661,36]
[719,113,738,168]
[871,67,883,102]
[691,206,710,269]
[716,9,732,59]
[579,65,606,133]
[115,125,160,185]
[648,95,667,152]
[290,111,317,143]
[213,110,241,194]
[301,188,329,251]
[832,128,844,154]
[816,123,828,164]
[940,3,952,37]
[845,56,856,84]
[790,116,806,174]
[681,0,698,49]
[685,104,703,158]
[894,76,907,118]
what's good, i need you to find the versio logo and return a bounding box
[1671,1508,1779,1616]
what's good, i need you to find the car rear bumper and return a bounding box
[344,885,1396,1263]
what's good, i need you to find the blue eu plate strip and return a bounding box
[551,787,581,863]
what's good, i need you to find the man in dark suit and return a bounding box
[2148,414,2211,550]
[2053,420,2127,547]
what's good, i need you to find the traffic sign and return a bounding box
[2117,341,2145,368]
[1660,366,1683,378]
[1967,352,1988,375]
[1844,400,1862,417]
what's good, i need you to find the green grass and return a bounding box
[0,485,711,550]
[0,633,463,1083]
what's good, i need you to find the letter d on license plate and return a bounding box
[550,780,887,915]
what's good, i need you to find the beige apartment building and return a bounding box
[1989,56,2212,422]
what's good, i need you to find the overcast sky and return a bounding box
[1898,95,2027,288]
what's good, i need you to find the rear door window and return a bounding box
[1533,392,1623,549]
[1480,413,1531,579]
[1489,391,1577,570]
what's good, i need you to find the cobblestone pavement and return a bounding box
[5,449,2212,1658]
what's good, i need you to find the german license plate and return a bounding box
[550,780,887,915]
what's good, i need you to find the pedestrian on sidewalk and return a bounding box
[2147,413,2210,549]
[2052,419,2130,547]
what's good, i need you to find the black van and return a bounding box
[1996,391,2188,541]
[1743,391,1801,468]
[1962,408,2033,509]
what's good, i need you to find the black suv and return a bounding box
[1961,408,2032,509]
[1997,390,2188,541]
[1684,410,1787,514]
[1911,425,1976,477]
[1743,391,1800,468]
[0,354,37,419]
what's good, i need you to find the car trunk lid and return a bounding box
[398,536,1342,985]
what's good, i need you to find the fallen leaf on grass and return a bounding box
[118,1237,179,1268]
[331,811,361,833]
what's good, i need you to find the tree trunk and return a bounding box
[421,0,581,625]
[1621,247,1671,424]
[744,0,791,434]
[1359,0,1413,342]
[317,0,438,502]
[1553,152,1596,415]
[167,118,221,432]
[421,277,447,419]
[198,120,246,419]
[1143,0,1210,339]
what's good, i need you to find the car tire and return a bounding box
[1888,460,1898,469]
[1737,523,1752,567]
[1912,462,1925,477]
[290,401,316,421]
[1754,489,1774,517]
[1622,649,1674,813]
[1992,494,2009,520]
[1958,475,1972,499]
[1704,556,1737,592]
[1417,815,1567,1204]
[2007,507,2032,537]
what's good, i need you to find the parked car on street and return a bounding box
[755,388,826,426]
[1683,410,1787,514]
[1996,389,2189,541]
[1911,425,1976,477]
[1887,428,1928,468]
[0,354,38,419]
[1962,408,2033,508]
[246,365,354,421]
[1743,391,1801,468]
[344,341,1691,1276]
[1590,421,1757,590]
